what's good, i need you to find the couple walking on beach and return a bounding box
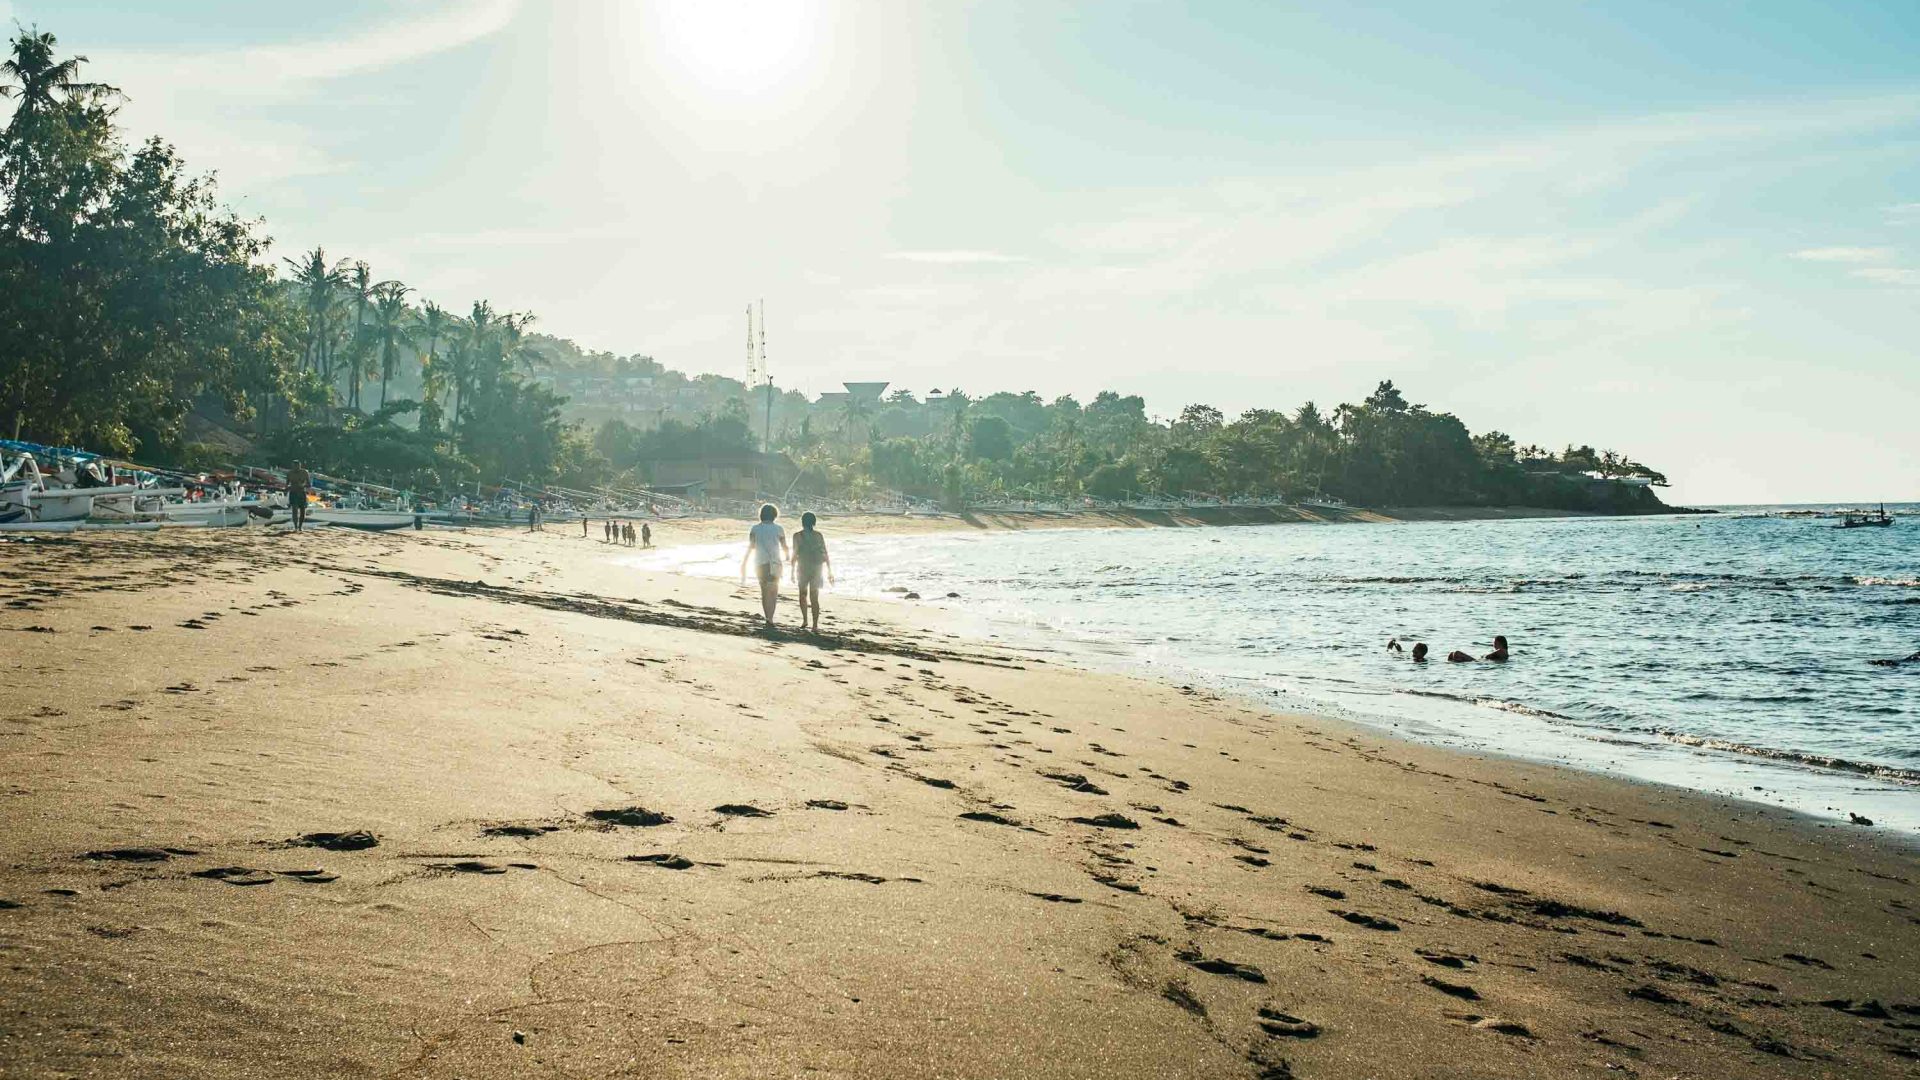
[739,503,834,631]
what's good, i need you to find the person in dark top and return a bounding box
[286,461,310,532]
[791,511,834,631]
[1484,635,1510,662]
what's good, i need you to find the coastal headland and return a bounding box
[1,524,1912,1079]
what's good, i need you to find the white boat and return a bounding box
[0,520,163,533]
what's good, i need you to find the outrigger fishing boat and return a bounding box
[1836,504,1895,529]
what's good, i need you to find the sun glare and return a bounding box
[650,0,821,98]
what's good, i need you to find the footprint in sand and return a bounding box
[289,830,379,851]
[586,807,674,827]
[1416,948,1478,969]
[192,866,277,886]
[430,860,510,875]
[84,847,196,863]
[1068,812,1140,829]
[1331,910,1400,931]
[1257,1006,1321,1038]
[1177,949,1266,983]
[1422,975,1481,1000]
[481,824,559,838]
[276,869,339,883]
[628,853,695,870]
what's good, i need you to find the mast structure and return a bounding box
[745,300,774,455]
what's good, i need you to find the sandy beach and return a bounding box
[1,523,1915,1080]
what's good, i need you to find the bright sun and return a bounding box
[651,0,821,98]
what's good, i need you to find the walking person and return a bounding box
[286,460,310,533]
[791,511,834,632]
[738,503,790,629]
[641,522,652,549]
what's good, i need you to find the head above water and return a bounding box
[1411,642,1429,660]
[759,503,778,523]
[801,511,817,530]
[1493,635,1508,650]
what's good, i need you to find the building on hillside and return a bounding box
[816,381,890,408]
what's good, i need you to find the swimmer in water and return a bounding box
[1446,649,1475,663]
[1484,635,1509,662]
[1386,637,1404,654]
[1411,642,1429,663]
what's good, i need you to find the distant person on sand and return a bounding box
[582,517,589,538]
[740,504,790,628]
[285,461,310,532]
[641,522,652,548]
[625,522,635,547]
[792,511,835,632]
[1484,635,1510,662]
[1411,642,1429,662]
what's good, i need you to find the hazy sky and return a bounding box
[8,0,1920,503]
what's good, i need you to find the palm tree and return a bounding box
[500,311,541,376]
[838,394,874,445]
[2,30,121,237]
[416,301,453,416]
[371,282,416,410]
[0,29,118,126]
[451,301,497,427]
[341,261,389,411]
[944,390,972,454]
[281,247,349,378]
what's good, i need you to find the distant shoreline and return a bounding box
[640,502,1706,546]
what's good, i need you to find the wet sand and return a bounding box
[0,525,1913,1079]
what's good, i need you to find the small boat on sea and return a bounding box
[1835,504,1895,529]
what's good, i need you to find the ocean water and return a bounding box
[643,506,1920,835]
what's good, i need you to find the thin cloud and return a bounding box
[886,250,1028,264]
[1791,246,1893,263]
[104,0,520,89]
[1851,266,1920,286]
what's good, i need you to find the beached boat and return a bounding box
[0,520,163,533]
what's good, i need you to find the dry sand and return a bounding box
[0,523,1913,1079]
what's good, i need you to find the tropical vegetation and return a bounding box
[0,27,1670,513]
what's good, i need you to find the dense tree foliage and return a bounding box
[0,28,1671,511]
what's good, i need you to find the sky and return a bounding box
[6,0,1920,504]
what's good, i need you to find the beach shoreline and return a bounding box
[625,502,1685,550]
[1,526,1914,1078]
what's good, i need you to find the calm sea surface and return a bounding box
[645,506,1920,835]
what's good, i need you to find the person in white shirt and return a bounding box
[738,503,790,629]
